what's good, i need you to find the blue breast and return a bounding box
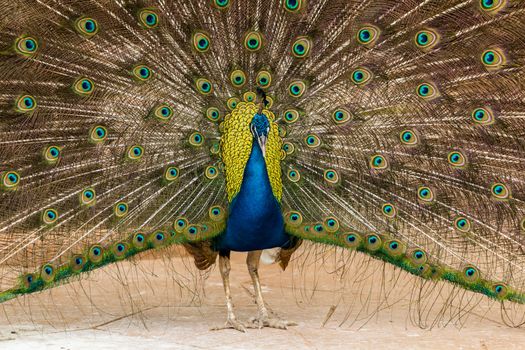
[214,141,291,252]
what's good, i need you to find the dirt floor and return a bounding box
[1,248,524,349]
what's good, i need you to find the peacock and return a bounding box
[1,0,525,333]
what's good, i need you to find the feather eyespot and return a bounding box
[16,95,37,113]
[454,217,471,232]
[193,32,211,52]
[230,70,246,88]
[70,255,86,272]
[196,78,213,95]
[40,264,55,282]
[150,231,167,247]
[73,77,95,96]
[400,130,418,145]
[227,97,240,110]
[15,35,39,56]
[408,249,428,265]
[287,169,301,182]
[417,186,434,203]
[304,134,321,148]
[256,70,272,88]
[493,283,509,298]
[174,217,188,233]
[283,142,295,155]
[89,245,104,263]
[491,182,510,199]
[284,0,305,12]
[382,203,396,218]
[206,107,221,122]
[89,126,108,143]
[283,109,300,124]
[332,108,352,125]
[324,169,339,184]
[75,17,99,37]
[364,234,382,251]
[350,67,372,86]
[132,233,147,249]
[189,132,204,146]
[42,208,58,225]
[244,31,264,52]
[138,9,159,29]
[1,171,21,190]
[285,211,303,226]
[205,166,219,179]
[479,0,507,14]
[164,166,179,182]
[414,28,440,51]
[151,104,174,122]
[357,25,380,47]
[342,233,362,249]
[132,65,153,82]
[481,48,506,71]
[291,36,312,58]
[212,0,230,9]
[384,240,406,258]
[417,83,438,100]
[448,151,467,167]
[209,205,226,221]
[114,202,129,218]
[324,217,339,232]
[288,80,306,98]
[471,107,494,125]
[126,145,144,160]
[43,146,61,164]
[370,155,388,170]
[80,188,96,206]
[243,91,256,103]
[462,265,480,283]
[112,242,128,258]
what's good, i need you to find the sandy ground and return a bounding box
[1,248,524,349]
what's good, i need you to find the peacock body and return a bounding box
[1,0,525,331]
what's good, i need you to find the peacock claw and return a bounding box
[248,314,297,330]
[211,318,248,333]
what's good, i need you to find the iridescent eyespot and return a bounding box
[150,231,166,247]
[364,234,382,251]
[227,97,240,110]
[278,124,287,137]
[41,264,55,282]
[243,91,256,103]
[132,233,146,249]
[471,107,495,125]
[138,9,159,29]
[132,65,153,82]
[463,265,480,282]
[493,283,508,298]
[70,254,86,272]
[73,77,95,96]
[1,171,21,190]
[382,203,396,218]
[342,232,362,249]
[304,134,321,148]
[283,142,295,155]
[230,70,246,88]
[113,242,128,258]
[89,125,108,143]
[205,165,219,179]
[479,0,507,14]
[400,130,418,145]
[481,47,506,70]
[151,104,174,122]
[206,107,221,122]
[75,17,99,37]
[287,169,301,182]
[385,240,405,257]
[196,78,213,95]
[284,0,305,12]
[193,32,211,52]
[417,186,434,203]
[324,217,339,232]
[209,205,226,221]
[350,67,372,86]
[212,0,230,9]
[256,70,272,88]
[174,217,188,233]
[448,151,467,167]
[15,35,39,56]
[288,80,306,98]
[416,83,438,100]
[114,202,129,218]
[16,95,37,113]
[244,31,264,52]
[408,249,427,265]
[283,109,300,124]
[43,146,61,164]
[89,245,104,263]
[491,182,510,199]
[324,169,339,184]
[414,28,440,51]
[164,166,179,182]
[22,273,36,288]
[127,145,144,160]
[454,216,471,232]
[370,155,388,170]
[265,96,274,109]
[313,224,324,233]
[80,188,96,206]
[286,211,303,226]
[210,142,220,155]
[291,36,312,58]
[42,208,58,225]
[189,132,204,146]
[332,108,352,125]
[356,25,380,47]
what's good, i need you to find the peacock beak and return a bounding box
[257,134,267,158]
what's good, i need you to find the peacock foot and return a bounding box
[248,312,297,330]
[211,317,248,333]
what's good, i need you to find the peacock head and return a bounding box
[250,113,270,158]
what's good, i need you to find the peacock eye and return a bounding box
[213,0,230,9]
[151,104,174,122]
[283,109,300,124]
[463,265,480,282]
[15,36,39,56]
[230,69,246,88]
[114,202,129,218]
[89,125,108,143]
[287,169,301,182]
[209,205,226,221]
[244,31,264,51]
[42,208,58,225]
[205,166,219,179]
[127,145,144,160]
[256,70,272,88]
[2,171,21,190]
[174,217,188,232]
[227,97,240,110]
[493,283,508,298]
[196,78,213,95]
[283,142,295,155]
[481,48,506,70]
[288,80,306,98]
[365,234,381,251]
[132,65,153,81]
[323,169,339,184]
[454,216,471,232]
[75,17,99,37]
[16,95,37,113]
[332,108,352,125]
[414,28,440,51]
[471,107,494,125]
[286,211,303,226]
[400,130,418,145]
[417,186,434,203]
[408,249,427,265]
[416,82,438,100]
[304,134,321,148]
[291,36,312,58]
[206,107,221,122]
[448,151,467,167]
[80,188,96,206]
[382,203,396,218]
[73,77,95,95]
[189,132,204,146]
[283,0,305,12]
[350,67,373,86]
[43,146,61,164]
[370,155,388,170]
[491,182,510,199]
[164,166,179,182]
[193,32,211,52]
[324,217,340,232]
[139,9,159,28]
[479,0,506,13]
[356,25,380,47]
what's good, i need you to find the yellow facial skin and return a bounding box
[220,102,283,202]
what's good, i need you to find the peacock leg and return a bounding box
[211,253,247,332]
[246,250,295,329]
